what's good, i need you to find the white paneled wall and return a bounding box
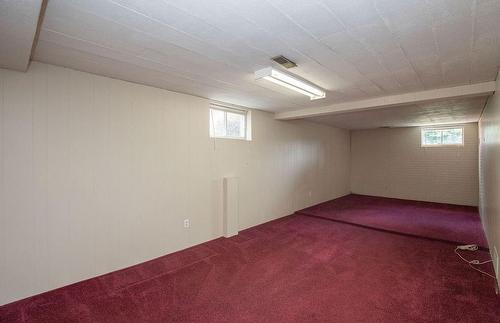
[0,62,350,305]
[351,124,479,206]
[479,71,500,282]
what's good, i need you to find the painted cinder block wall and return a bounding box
[350,123,479,206]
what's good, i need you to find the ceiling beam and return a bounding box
[0,0,45,72]
[275,82,497,120]
[29,0,49,64]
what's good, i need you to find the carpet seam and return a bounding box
[295,211,490,251]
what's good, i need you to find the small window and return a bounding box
[421,127,464,147]
[209,104,250,140]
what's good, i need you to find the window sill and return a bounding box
[421,144,464,148]
[210,136,251,141]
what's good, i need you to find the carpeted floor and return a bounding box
[0,213,498,322]
[297,194,488,249]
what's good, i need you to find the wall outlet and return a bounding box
[183,219,190,228]
[308,190,312,197]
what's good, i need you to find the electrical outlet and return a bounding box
[183,219,190,228]
[308,190,312,197]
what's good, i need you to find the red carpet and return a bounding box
[1,214,498,322]
[297,194,489,249]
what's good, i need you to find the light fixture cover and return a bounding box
[255,67,326,100]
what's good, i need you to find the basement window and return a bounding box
[209,104,251,140]
[421,127,464,147]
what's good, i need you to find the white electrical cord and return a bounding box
[454,245,495,279]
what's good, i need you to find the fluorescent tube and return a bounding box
[255,67,325,100]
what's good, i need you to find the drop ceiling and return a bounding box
[307,97,488,129]
[30,0,500,114]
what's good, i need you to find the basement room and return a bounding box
[1,0,499,322]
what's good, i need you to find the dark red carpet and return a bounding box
[1,214,498,322]
[297,194,488,249]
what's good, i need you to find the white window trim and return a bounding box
[421,126,464,147]
[209,103,252,141]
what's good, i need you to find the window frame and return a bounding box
[209,103,250,141]
[421,126,464,147]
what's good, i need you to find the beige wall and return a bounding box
[351,124,479,206]
[479,71,500,282]
[0,62,351,305]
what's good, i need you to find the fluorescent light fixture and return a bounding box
[255,67,326,100]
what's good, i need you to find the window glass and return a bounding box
[210,108,226,137]
[421,127,463,146]
[442,128,463,145]
[209,106,248,139]
[226,112,245,138]
[423,129,441,145]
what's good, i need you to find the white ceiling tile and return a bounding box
[410,56,444,89]
[470,66,499,83]
[55,0,256,70]
[471,46,500,82]
[38,32,308,109]
[41,5,250,81]
[226,0,299,35]
[419,74,445,89]
[472,46,500,67]
[425,0,473,22]
[375,0,433,31]
[321,31,362,49]
[378,48,412,72]
[441,56,472,85]
[400,42,438,62]
[353,80,384,96]
[369,76,402,92]
[336,87,369,101]
[476,0,500,17]
[308,97,487,129]
[26,0,500,113]
[278,32,366,82]
[269,0,345,39]
[350,23,401,53]
[375,0,427,14]
[473,32,500,53]
[411,55,441,71]
[35,40,229,97]
[321,0,384,27]
[321,34,373,63]
[395,26,438,61]
[435,16,473,60]
[353,57,389,76]
[166,0,348,87]
[391,68,423,90]
[111,0,271,67]
[474,11,500,48]
[38,29,242,92]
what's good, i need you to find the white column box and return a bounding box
[223,177,239,237]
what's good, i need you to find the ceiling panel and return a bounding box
[0,0,43,71]
[31,0,500,113]
[307,97,488,129]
